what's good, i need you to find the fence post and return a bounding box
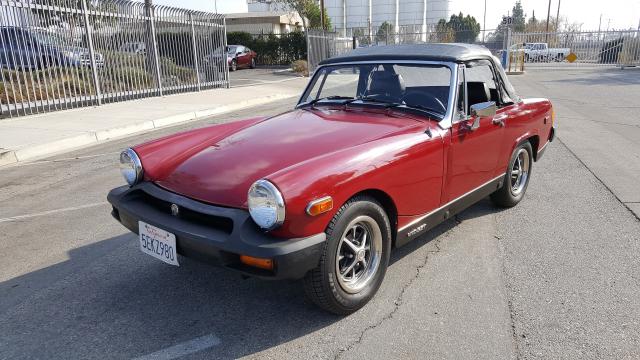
[222,16,230,88]
[145,1,163,96]
[189,13,201,91]
[80,0,102,105]
[352,35,357,49]
[306,29,311,72]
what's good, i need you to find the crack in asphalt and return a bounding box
[493,216,523,360]
[334,216,462,360]
[556,137,640,222]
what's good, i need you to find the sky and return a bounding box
[152,0,640,31]
[462,0,640,31]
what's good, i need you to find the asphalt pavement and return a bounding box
[1,68,639,360]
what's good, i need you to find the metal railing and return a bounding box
[306,29,353,72]
[509,30,640,69]
[0,0,229,118]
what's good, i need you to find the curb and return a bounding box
[1,93,296,167]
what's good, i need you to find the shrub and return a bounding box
[227,31,307,65]
[291,59,308,76]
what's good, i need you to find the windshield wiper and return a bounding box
[355,97,444,118]
[344,96,403,108]
[298,96,355,108]
[395,103,445,117]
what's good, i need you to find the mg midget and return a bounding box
[108,44,556,314]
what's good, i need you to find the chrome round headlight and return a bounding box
[119,148,143,186]
[248,179,285,230]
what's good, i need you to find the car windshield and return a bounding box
[227,46,237,54]
[299,63,452,118]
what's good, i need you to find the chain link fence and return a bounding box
[0,0,228,118]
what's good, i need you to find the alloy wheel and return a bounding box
[335,215,382,294]
[510,148,530,196]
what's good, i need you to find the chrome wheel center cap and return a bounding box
[356,249,366,261]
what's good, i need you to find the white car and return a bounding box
[522,43,570,62]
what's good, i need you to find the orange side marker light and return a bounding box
[306,196,333,216]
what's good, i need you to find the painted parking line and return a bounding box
[132,334,221,360]
[0,202,109,223]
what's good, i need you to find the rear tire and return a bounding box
[491,142,533,208]
[304,196,391,315]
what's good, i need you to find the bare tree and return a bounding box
[272,0,313,30]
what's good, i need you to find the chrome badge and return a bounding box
[170,204,180,217]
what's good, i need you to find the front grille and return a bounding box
[136,190,234,234]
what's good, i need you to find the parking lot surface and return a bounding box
[1,68,639,359]
[229,67,301,87]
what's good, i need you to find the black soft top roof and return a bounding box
[319,43,494,65]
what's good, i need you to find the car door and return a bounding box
[236,46,249,67]
[445,62,505,203]
[1,28,27,69]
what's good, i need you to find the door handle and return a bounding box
[492,115,507,127]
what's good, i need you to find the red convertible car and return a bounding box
[108,44,555,314]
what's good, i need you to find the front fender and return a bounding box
[268,131,445,238]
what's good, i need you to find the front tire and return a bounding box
[250,58,256,69]
[230,59,237,72]
[304,196,391,315]
[491,142,533,208]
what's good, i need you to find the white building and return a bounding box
[248,0,451,34]
[225,11,304,34]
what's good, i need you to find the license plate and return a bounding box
[139,221,179,266]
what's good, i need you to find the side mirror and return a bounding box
[236,51,242,56]
[462,101,496,131]
[470,101,497,118]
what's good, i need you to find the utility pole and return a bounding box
[482,0,487,43]
[213,0,217,13]
[343,0,347,37]
[555,0,561,31]
[320,0,325,30]
[598,13,602,41]
[545,0,551,42]
[368,0,372,43]
[394,0,399,43]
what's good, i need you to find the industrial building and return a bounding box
[248,0,451,34]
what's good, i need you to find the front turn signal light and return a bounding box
[240,255,274,271]
[306,196,333,216]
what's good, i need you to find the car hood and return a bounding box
[151,108,424,208]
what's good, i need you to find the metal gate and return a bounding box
[509,30,640,69]
[0,0,229,118]
[306,29,353,72]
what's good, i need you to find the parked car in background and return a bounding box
[523,42,570,62]
[226,44,256,71]
[0,26,104,69]
[120,41,146,55]
[108,44,556,315]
